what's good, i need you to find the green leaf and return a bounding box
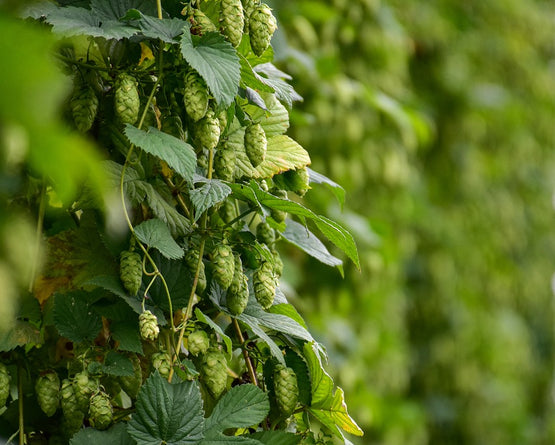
[53,291,102,343]
[281,220,343,271]
[204,384,269,433]
[124,125,196,184]
[139,15,185,42]
[252,64,303,108]
[134,218,184,260]
[245,94,290,137]
[307,168,345,207]
[249,431,302,445]
[91,0,157,21]
[303,343,363,438]
[190,179,232,221]
[103,351,134,377]
[239,55,274,95]
[0,321,41,352]
[111,322,143,354]
[194,307,232,356]
[284,348,312,406]
[180,26,241,107]
[128,372,205,445]
[268,304,309,331]
[70,422,136,445]
[147,251,193,311]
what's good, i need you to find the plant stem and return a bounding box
[156,0,163,20]
[233,319,258,386]
[17,362,24,445]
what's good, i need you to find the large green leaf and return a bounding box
[252,64,303,108]
[180,26,241,107]
[128,372,205,445]
[91,0,157,21]
[190,179,232,221]
[281,220,343,270]
[53,291,102,343]
[303,343,363,438]
[134,218,184,260]
[139,15,185,43]
[124,125,196,184]
[246,94,290,137]
[307,168,345,208]
[102,351,134,377]
[249,431,302,445]
[70,423,136,445]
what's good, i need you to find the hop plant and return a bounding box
[151,352,172,379]
[244,123,267,167]
[0,363,10,408]
[220,0,244,47]
[183,70,209,122]
[249,3,277,56]
[119,250,142,296]
[119,353,143,399]
[70,80,98,132]
[187,330,210,357]
[200,349,228,399]
[89,391,113,430]
[35,371,60,417]
[274,365,299,417]
[212,244,235,290]
[139,310,160,341]
[60,379,84,435]
[256,221,275,245]
[189,7,218,35]
[253,260,277,309]
[73,371,98,412]
[114,73,140,125]
[214,143,236,182]
[185,248,207,294]
[196,110,221,150]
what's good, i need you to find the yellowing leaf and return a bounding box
[139,41,155,65]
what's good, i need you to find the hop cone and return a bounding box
[187,330,210,357]
[242,0,257,32]
[114,73,140,125]
[185,248,207,294]
[73,371,98,412]
[212,244,235,290]
[200,349,227,399]
[190,8,217,34]
[139,310,159,341]
[220,0,244,47]
[214,143,236,181]
[151,352,172,379]
[119,250,142,296]
[219,199,237,224]
[217,109,228,134]
[0,363,10,407]
[244,123,267,167]
[89,392,113,430]
[70,81,98,132]
[227,268,249,316]
[254,260,277,309]
[274,365,299,417]
[184,70,209,122]
[256,221,275,246]
[271,249,283,278]
[270,189,287,223]
[162,114,185,140]
[35,371,60,417]
[60,379,84,435]
[249,3,277,56]
[283,167,310,197]
[119,353,142,399]
[196,110,221,150]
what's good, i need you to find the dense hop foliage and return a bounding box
[275,0,555,444]
[0,1,362,444]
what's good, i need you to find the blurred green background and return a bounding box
[2,0,555,444]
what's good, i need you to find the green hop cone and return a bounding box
[242,0,257,32]
[283,167,311,197]
[254,260,277,309]
[274,365,299,417]
[271,249,283,278]
[227,268,249,316]
[119,250,142,296]
[60,379,84,435]
[184,70,209,122]
[256,221,275,246]
[217,109,228,135]
[189,7,218,34]
[89,392,113,430]
[270,189,287,223]
[249,3,277,56]
[200,349,227,399]
[139,310,160,341]
[185,248,207,294]
[70,81,98,133]
[244,123,267,167]
[151,352,172,379]
[114,73,140,125]
[212,244,235,290]
[227,254,244,297]
[35,371,60,417]
[219,199,237,224]
[220,0,244,47]
[73,371,98,412]
[214,143,236,181]
[162,114,185,140]
[0,363,10,407]
[119,354,142,399]
[196,110,221,150]
[187,330,210,357]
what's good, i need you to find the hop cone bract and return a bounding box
[89,391,113,430]
[139,310,159,341]
[187,330,210,357]
[151,352,172,379]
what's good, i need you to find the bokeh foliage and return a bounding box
[273,0,555,444]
